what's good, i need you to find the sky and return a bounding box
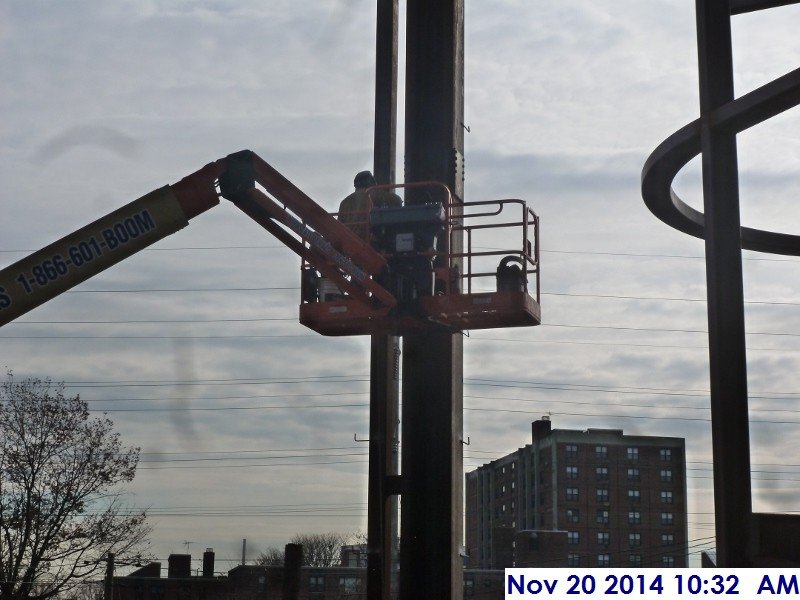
[2,0,800,572]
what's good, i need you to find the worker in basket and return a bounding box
[338,170,402,241]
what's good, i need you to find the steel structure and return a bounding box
[641,0,800,566]
[399,1,466,598]
[367,1,400,598]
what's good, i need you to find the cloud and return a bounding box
[32,125,143,163]
[3,0,800,568]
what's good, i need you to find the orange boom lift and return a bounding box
[0,150,540,334]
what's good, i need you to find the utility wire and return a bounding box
[72,399,800,424]
[43,373,800,400]
[6,333,800,354]
[5,285,799,307]
[8,319,800,342]
[3,243,800,263]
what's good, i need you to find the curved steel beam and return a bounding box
[731,0,800,14]
[641,67,800,255]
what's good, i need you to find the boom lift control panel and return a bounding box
[0,150,540,334]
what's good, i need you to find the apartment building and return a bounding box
[465,418,688,568]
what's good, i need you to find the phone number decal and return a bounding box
[505,569,799,599]
[10,210,156,296]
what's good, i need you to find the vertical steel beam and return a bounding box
[367,1,400,599]
[695,0,753,566]
[374,0,399,186]
[400,0,465,598]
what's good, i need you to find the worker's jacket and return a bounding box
[338,189,402,241]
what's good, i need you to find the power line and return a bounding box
[125,445,800,471]
[464,394,800,415]
[28,373,800,402]
[139,451,368,463]
[86,392,366,403]
[464,377,800,399]
[9,317,296,324]
[60,374,366,385]
[81,389,800,416]
[94,402,369,412]
[3,243,799,263]
[2,281,799,307]
[93,375,761,396]
[137,459,368,470]
[462,406,800,425]
[6,333,800,354]
[68,398,800,425]
[8,319,800,342]
[138,445,366,456]
[6,329,800,353]
[64,376,369,388]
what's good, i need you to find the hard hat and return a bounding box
[354,170,377,188]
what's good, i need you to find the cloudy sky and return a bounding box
[2,0,799,572]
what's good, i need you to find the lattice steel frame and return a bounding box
[641,0,800,566]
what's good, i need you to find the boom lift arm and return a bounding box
[0,150,395,327]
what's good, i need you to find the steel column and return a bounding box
[695,0,753,566]
[400,0,465,598]
[367,1,400,599]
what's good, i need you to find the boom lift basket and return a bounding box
[299,183,541,336]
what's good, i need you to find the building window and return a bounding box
[596,509,609,525]
[568,553,581,567]
[627,447,639,461]
[566,466,579,479]
[597,532,610,546]
[627,467,640,481]
[596,487,609,502]
[628,510,641,524]
[566,487,579,501]
[309,576,325,593]
[660,469,673,482]
[566,508,580,523]
[661,512,674,525]
[595,466,609,480]
[629,532,641,547]
[629,554,642,567]
[661,491,674,504]
[595,445,608,459]
[662,534,674,546]
[628,489,641,502]
[597,554,611,567]
[660,448,672,461]
[662,555,675,567]
[565,444,578,459]
[339,576,360,595]
[465,578,474,597]
[568,531,580,545]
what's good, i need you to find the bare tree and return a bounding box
[255,547,285,566]
[0,373,150,600]
[289,533,350,568]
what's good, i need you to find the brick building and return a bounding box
[465,418,688,568]
[112,549,503,600]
